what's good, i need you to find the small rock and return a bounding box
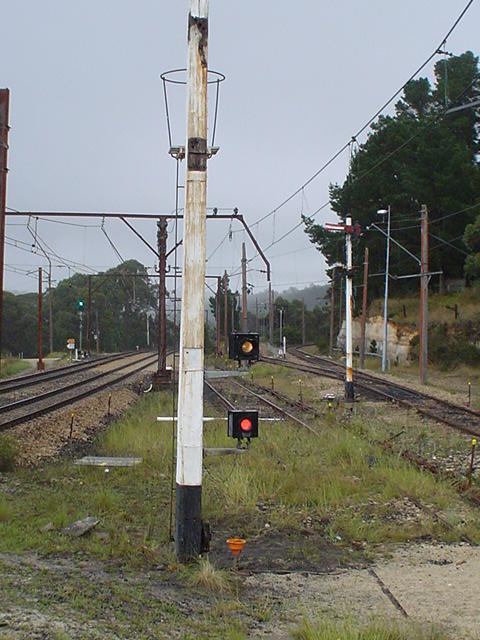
[41,522,54,533]
[62,516,99,538]
[335,535,342,542]
[264,523,271,529]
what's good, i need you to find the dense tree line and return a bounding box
[304,51,480,301]
[3,260,176,357]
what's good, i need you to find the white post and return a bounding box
[345,216,354,400]
[283,335,286,358]
[175,0,209,562]
[381,206,391,372]
[279,308,283,347]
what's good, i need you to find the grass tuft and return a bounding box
[0,435,17,471]
[0,496,12,522]
[188,557,231,594]
[293,617,450,640]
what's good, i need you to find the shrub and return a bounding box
[410,324,480,370]
[0,435,17,471]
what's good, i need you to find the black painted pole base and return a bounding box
[345,381,355,401]
[175,483,202,562]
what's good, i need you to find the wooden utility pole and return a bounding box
[268,283,274,344]
[231,295,235,332]
[255,299,259,333]
[216,276,221,354]
[241,242,247,331]
[419,204,429,385]
[175,0,209,561]
[157,219,168,377]
[37,268,45,371]
[301,296,305,346]
[95,309,100,353]
[0,89,9,377]
[87,275,92,355]
[223,270,228,354]
[47,260,53,355]
[329,267,336,357]
[359,247,369,368]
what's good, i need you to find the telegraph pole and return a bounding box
[87,275,92,355]
[419,204,429,385]
[345,218,354,400]
[301,296,305,346]
[37,268,45,371]
[0,89,9,377]
[329,267,336,357]
[381,206,391,372]
[241,242,247,331]
[95,309,100,353]
[268,282,273,344]
[175,0,209,561]
[255,298,259,333]
[223,270,228,354]
[47,259,53,355]
[359,247,369,368]
[157,219,168,377]
[216,276,221,354]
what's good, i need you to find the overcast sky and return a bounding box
[1,0,478,300]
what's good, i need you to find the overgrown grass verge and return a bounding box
[1,357,31,379]
[0,380,479,566]
[293,617,450,640]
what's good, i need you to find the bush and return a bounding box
[0,435,17,471]
[410,324,480,370]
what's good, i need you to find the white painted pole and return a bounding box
[175,0,209,562]
[345,216,354,400]
[381,206,391,372]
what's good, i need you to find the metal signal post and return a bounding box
[344,217,354,401]
[324,220,356,400]
[175,0,209,562]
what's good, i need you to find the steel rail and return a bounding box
[292,347,480,421]
[206,376,319,434]
[262,350,480,438]
[0,351,140,394]
[0,354,158,431]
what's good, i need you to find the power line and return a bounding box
[249,0,476,229]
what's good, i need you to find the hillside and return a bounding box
[367,285,480,326]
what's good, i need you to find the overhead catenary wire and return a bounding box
[248,0,476,230]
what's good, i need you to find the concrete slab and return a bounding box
[74,456,142,467]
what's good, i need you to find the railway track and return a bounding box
[204,377,319,434]
[0,352,158,432]
[0,351,140,395]
[261,347,480,438]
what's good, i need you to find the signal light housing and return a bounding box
[228,332,260,363]
[77,300,84,311]
[228,409,259,445]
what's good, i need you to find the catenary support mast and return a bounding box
[175,0,209,562]
[0,90,9,377]
[419,205,429,384]
[241,242,247,331]
[157,219,168,377]
[359,247,369,368]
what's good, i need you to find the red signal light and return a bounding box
[240,418,252,432]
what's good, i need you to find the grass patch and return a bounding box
[1,357,31,379]
[1,375,479,565]
[293,617,450,640]
[0,434,18,471]
[188,557,231,593]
